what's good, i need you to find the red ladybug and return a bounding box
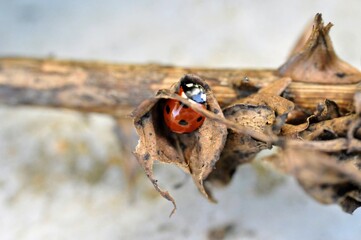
[163,80,207,134]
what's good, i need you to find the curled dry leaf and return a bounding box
[267,148,361,213]
[282,99,341,137]
[347,98,361,153]
[132,74,227,215]
[281,122,310,137]
[206,78,294,185]
[236,77,294,136]
[238,77,294,116]
[313,99,340,121]
[300,114,358,140]
[206,105,274,185]
[346,94,361,152]
[269,91,361,213]
[278,13,361,84]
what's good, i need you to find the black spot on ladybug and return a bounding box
[143,153,150,161]
[178,119,188,126]
[181,103,189,109]
[165,105,170,114]
[197,116,203,122]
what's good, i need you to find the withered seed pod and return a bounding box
[132,74,228,216]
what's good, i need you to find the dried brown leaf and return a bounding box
[258,77,292,95]
[278,13,361,84]
[282,99,341,136]
[314,99,341,121]
[206,78,293,185]
[301,114,357,140]
[281,122,310,136]
[239,78,294,116]
[267,148,361,213]
[206,105,274,185]
[287,18,313,57]
[347,110,361,153]
[132,74,228,214]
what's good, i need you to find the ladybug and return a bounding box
[163,80,207,134]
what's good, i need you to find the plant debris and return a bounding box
[132,75,228,215]
[265,148,361,214]
[278,13,361,84]
[206,78,294,185]
[131,13,361,215]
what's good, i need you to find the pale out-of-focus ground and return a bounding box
[1,1,361,239]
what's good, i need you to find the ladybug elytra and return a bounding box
[163,80,207,134]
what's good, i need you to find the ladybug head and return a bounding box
[180,78,207,104]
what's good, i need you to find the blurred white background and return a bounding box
[0,0,361,239]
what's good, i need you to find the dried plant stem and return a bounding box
[0,57,359,117]
[286,138,348,152]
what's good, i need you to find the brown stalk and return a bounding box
[0,56,359,116]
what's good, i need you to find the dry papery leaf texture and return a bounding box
[278,13,361,85]
[132,13,361,215]
[132,75,228,216]
[132,75,294,215]
[206,77,294,186]
[270,13,361,213]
